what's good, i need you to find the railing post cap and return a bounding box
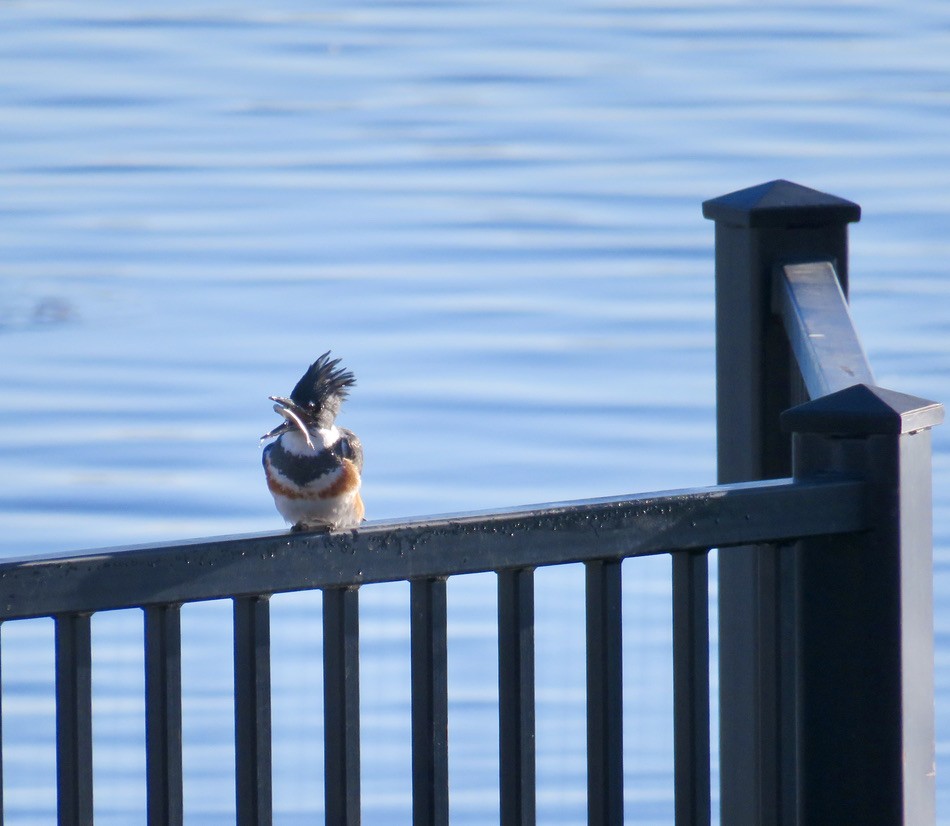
[780,383,944,437]
[702,179,861,229]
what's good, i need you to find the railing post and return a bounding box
[702,180,861,825]
[782,383,942,824]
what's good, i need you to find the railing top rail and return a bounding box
[776,260,875,399]
[0,477,867,621]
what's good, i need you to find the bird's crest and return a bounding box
[290,351,356,415]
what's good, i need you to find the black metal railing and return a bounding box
[0,181,941,826]
[0,479,867,826]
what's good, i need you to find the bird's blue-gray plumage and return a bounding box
[262,428,363,486]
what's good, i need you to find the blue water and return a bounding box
[1,1,949,822]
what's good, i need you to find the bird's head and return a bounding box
[261,352,356,445]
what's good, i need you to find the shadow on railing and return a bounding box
[0,181,942,826]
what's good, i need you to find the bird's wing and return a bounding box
[334,428,364,472]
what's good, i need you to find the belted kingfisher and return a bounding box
[261,352,364,531]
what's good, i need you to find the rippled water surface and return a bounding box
[2,1,950,822]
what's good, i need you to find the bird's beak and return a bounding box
[259,418,290,442]
[261,396,315,448]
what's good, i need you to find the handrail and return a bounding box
[0,476,867,621]
[775,260,875,398]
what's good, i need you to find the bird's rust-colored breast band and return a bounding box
[317,458,361,499]
[264,470,300,500]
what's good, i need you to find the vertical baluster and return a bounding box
[323,587,361,826]
[497,567,535,826]
[672,551,711,826]
[144,604,183,826]
[585,560,623,826]
[234,596,273,826]
[54,613,94,826]
[410,578,449,826]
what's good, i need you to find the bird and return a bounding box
[261,352,364,532]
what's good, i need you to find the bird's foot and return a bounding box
[291,521,332,534]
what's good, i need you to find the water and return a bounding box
[1,0,949,822]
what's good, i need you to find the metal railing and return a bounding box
[0,181,942,826]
